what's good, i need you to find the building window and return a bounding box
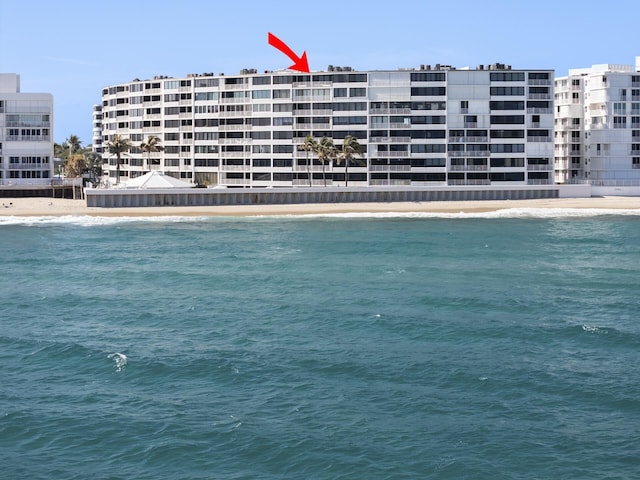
[614,102,626,115]
[613,117,627,129]
[490,72,525,82]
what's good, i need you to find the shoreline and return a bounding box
[1,196,640,217]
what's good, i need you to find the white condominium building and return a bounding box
[555,57,640,185]
[97,64,554,187]
[0,74,54,186]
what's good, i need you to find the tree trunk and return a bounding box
[345,158,349,187]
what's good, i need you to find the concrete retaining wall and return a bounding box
[85,184,592,208]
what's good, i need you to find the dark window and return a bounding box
[411,87,446,96]
[410,72,446,82]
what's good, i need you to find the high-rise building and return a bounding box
[97,65,554,188]
[555,57,640,187]
[0,74,54,186]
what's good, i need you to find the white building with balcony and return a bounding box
[96,64,554,188]
[555,57,640,193]
[0,74,54,186]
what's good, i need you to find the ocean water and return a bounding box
[1,209,639,479]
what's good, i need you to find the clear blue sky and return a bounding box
[1,0,638,145]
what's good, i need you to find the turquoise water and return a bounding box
[1,210,639,479]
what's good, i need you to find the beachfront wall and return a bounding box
[85,184,590,208]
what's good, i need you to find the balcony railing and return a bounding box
[448,179,491,186]
[369,164,411,172]
[369,136,411,143]
[369,108,411,115]
[7,163,50,170]
[5,135,51,142]
[528,79,552,86]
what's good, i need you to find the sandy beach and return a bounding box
[1,195,640,217]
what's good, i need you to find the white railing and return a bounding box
[369,164,411,172]
[369,137,411,143]
[369,108,411,115]
[528,79,552,86]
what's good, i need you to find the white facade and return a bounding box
[555,58,640,186]
[0,74,54,186]
[97,65,554,188]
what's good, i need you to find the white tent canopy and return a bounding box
[122,171,194,189]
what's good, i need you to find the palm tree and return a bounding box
[315,137,337,187]
[298,134,318,187]
[105,134,132,185]
[140,135,164,173]
[337,135,365,187]
[65,135,82,158]
[84,151,103,184]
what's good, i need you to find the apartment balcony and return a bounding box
[219,110,249,117]
[527,107,552,114]
[220,97,250,104]
[458,136,488,143]
[369,136,411,143]
[5,135,51,142]
[528,93,551,100]
[292,81,332,88]
[527,164,553,171]
[464,122,477,128]
[292,164,326,172]
[448,179,491,186]
[448,150,488,157]
[292,95,331,102]
[558,124,581,131]
[5,121,51,128]
[528,79,552,86]
[220,164,248,171]
[377,151,409,158]
[527,179,552,185]
[220,178,249,186]
[7,163,50,170]
[218,138,247,145]
[449,164,488,171]
[527,136,552,142]
[369,108,411,115]
[369,164,411,172]
[293,109,332,116]
[223,83,248,90]
[218,124,251,131]
[292,179,334,186]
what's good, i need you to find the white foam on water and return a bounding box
[0,215,210,227]
[1,208,640,226]
[107,352,127,372]
[298,208,640,219]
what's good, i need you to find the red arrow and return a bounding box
[268,32,309,73]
